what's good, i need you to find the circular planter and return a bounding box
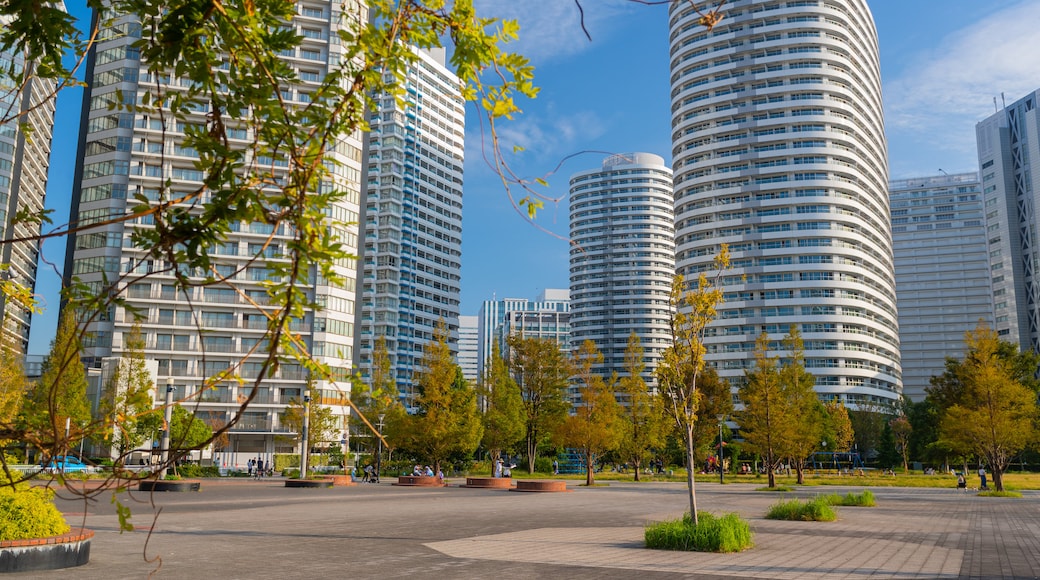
[393,475,446,487]
[0,528,93,573]
[318,475,356,487]
[511,480,570,493]
[138,480,202,492]
[462,477,514,489]
[284,478,334,489]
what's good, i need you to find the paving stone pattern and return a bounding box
[29,480,1040,579]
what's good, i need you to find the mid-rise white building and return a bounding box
[569,153,674,389]
[890,173,992,401]
[457,314,478,385]
[976,89,1040,352]
[669,0,901,406]
[65,1,366,464]
[355,47,465,402]
[0,29,57,349]
[476,289,569,380]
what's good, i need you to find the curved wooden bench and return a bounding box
[511,480,570,492]
[463,477,514,489]
[139,480,201,492]
[394,475,446,487]
[284,478,333,488]
[0,528,93,572]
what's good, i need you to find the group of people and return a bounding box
[248,457,271,479]
[361,463,379,483]
[955,467,989,491]
[413,464,444,479]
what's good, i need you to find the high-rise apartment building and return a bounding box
[0,31,57,350]
[890,173,992,401]
[355,47,465,402]
[669,0,901,406]
[569,153,674,389]
[476,289,569,380]
[976,89,1040,352]
[65,1,365,463]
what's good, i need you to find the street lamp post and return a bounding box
[159,378,174,479]
[717,414,725,485]
[375,413,385,483]
[300,394,311,478]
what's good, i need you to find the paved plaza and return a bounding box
[24,478,1040,579]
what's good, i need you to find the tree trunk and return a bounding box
[586,450,594,486]
[766,452,775,488]
[685,425,698,524]
[633,459,641,482]
[527,428,537,474]
[993,468,1004,492]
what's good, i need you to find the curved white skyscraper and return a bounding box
[569,153,674,388]
[669,0,901,406]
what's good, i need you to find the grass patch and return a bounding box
[977,490,1022,498]
[766,497,837,521]
[644,512,753,552]
[820,490,876,507]
[755,485,792,492]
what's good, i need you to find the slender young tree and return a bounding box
[281,383,339,461]
[656,246,728,523]
[508,334,570,474]
[555,340,622,486]
[889,415,913,472]
[737,333,787,488]
[777,328,825,485]
[823,400,855,453]
[350,336,399,459]
[100,323,160,461]
[480,340,525,465]
[615,334,668,482]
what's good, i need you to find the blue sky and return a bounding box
[26,1,1040,354]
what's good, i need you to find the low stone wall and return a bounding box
[0,529,93,572]
[139,480,202,492]
[462,477,515,489]
[394,476,446,487]
[512,480,570,493]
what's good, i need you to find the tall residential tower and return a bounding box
[669,0,901,406]
[355,47,465,402]
[569,153,674,389]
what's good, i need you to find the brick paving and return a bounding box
[21,479,1040,579]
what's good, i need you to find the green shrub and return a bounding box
[534,456,554,474]
[283,469,301,479]
[0,486,71,541]
[644,512,753,552]
[766,497,837,521]
[176,464,220,478]
[978,490,1022,498]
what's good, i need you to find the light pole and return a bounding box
[716,414,725,485]
[159,378,174,479]
[299,394,311,478]
[375,413,385,483]
[821,439,828,475]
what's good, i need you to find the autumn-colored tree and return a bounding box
[507,334,570,473]
[350,336,399,459]
[656,246,728,523]
[479,340,525,464]
[823,401,855,453]
[100,323,161,461]
[615,334,668,481]
[21,312,91,458]
[555,340,622,486]
[688,366,733,468]
[935,324,1039,491]
[385,322,482,476]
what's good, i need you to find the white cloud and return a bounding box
[472,0,634,64]
[885,1,1040,168]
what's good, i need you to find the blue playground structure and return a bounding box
[810,451,865,472]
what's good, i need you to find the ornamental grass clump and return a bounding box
[819,490,875,506]
[0,485,71,541]
[644,512,753,552]
[977,490,1022,498]
[766,496,837,521]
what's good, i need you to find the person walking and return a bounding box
[978,466,988,490]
